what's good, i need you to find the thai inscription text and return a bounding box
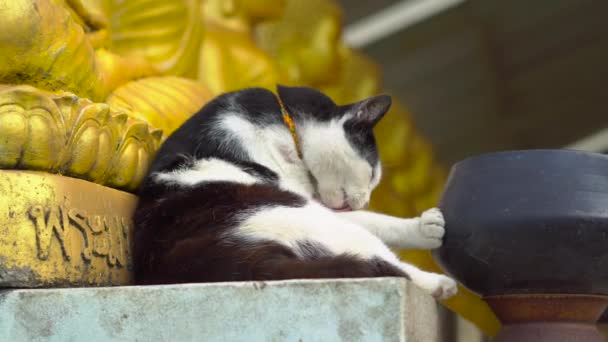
[28,204,130,267]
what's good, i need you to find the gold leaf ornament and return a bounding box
[102,0,205,78]
[0,85,162,191]
[255,0,343,87]
[197,0,287,94]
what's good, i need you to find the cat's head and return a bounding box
[277,85,391,211]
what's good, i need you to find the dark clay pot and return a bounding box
[433,149,608,297]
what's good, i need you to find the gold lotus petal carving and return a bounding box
[0,85,162,191]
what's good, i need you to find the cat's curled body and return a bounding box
[134,85,457,300]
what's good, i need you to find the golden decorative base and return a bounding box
[0,170,135,287]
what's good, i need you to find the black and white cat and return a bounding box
[133,85,457,300]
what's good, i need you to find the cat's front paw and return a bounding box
[415,208,445,249]
[414,273,458,300]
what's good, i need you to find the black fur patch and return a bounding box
[134,181,306,284]
[277,85,340,122]
[342,118,380,166]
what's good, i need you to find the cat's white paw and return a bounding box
[414,208,445,249]
[413,272,458,300]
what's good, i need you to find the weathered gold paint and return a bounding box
[0,170,135,287]
[0,0,498,334]
[0,0,107,101]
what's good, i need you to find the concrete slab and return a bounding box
[0,278,440,342]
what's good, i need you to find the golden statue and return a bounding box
[321,46,382,105]
[0,0,498,335]
[0,0,209,286]
[99,0,204,78]
[90,0,214,135]
[197,0,286,94]
[1,0,108,101]
[256,0,342,87]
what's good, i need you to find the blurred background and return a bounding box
[338,0,608,166]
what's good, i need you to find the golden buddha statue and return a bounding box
[197,0,286,94]
[255,0,342,87]
[0,0,215,181]
[0,0,208,286]
[1,0,107,102]
[321,45,382,104]
[88,0,213,135]
[98,0,204,78]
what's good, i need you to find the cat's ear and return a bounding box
[352,95,392,126]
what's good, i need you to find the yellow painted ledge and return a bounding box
[0,170,135,287]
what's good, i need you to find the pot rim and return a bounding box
[453,149,608,169]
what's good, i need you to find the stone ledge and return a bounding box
[0,278,441,342]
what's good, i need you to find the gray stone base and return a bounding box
[0,278,441,342]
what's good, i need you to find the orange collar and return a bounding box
[276,93,303,159]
